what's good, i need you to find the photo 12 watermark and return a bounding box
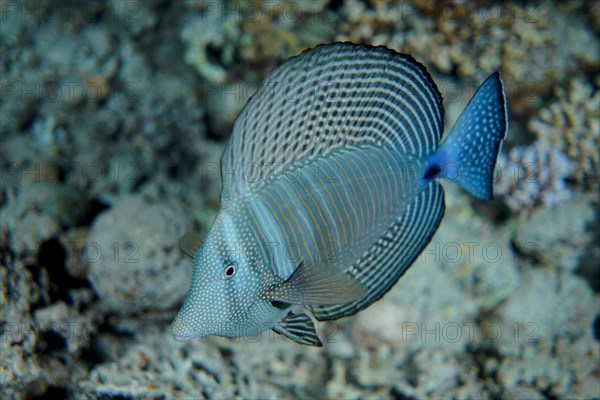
[192,319,540,345]
[1,80,139,105]
[0,1,140,25]
[0,161,140,185]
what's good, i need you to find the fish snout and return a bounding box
[172,334,193,342]
[170,315,195,341]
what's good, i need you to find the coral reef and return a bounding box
[528,75,600,188]
[513,193,597,272]
[86,191,192,314]
[495,141,573,211]
[494,268,599,398]
[181,0,336,80]
[495,74,599,211]
[336,1,599,116]
[180,0,336,137]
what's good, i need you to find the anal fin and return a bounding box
[272,311,322,347]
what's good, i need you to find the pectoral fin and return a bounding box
[272,311,322,347]
[179,231,203,258]
[266,261,367,305]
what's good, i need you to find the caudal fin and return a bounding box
[426,72,508,200]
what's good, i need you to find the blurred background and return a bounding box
[1,0,598,398]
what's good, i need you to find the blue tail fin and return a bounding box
[425,72,508,200]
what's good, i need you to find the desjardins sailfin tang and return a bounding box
[171,43,508,347]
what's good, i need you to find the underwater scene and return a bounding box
[1,1,599,399]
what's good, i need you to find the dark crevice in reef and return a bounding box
[29,385,69,400]
[389,386,418,400]
[218,347,241,397]
[540,387,560,400]
[80,315,140,365]
[327,0,344,12]
[95,314,139,339]
[509,238,542,266]
[465,331,505,399]
[319,356,335,398]
[36,238,92,306]
[24,263,51,311]
[387,352,420,400]
[469,341,503,382]
[472,196,512,224]
[77,198,110,227]
[402,352,420,388]
[80,339,107,365]
[575,216,600,293]
[192,359,221,384]
[38,329,68,354]
[130,174,148,192]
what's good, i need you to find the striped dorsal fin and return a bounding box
[309,182,446,321]
[220,43,443,204]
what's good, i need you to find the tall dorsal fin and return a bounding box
[220,43,444,204]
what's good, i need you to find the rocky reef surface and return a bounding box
[1,1,598,399]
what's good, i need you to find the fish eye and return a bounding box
[222,261,238,279]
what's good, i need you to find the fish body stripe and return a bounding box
[248,146,425,280]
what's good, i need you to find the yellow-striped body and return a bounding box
[247,146,426,280]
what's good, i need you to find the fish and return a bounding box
[171,43,508,347]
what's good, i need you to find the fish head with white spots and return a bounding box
[171,207,286,340]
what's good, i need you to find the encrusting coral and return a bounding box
[336,1,598,117]
[181,0,336,83]
[495,141,573,211]
[528,75,600,188]
[494,74,598,211]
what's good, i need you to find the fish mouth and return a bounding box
[170,319,200,341]
[171,330,214,342]
[172,334,194,342]
[171,321,217,342]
